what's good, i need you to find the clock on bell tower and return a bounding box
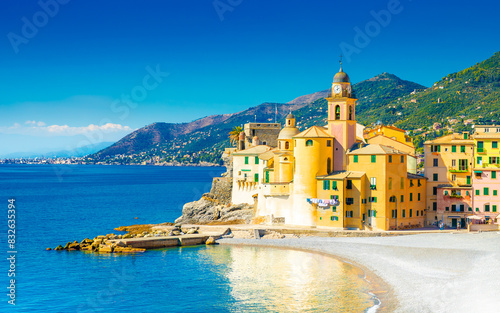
[326,58,357,171]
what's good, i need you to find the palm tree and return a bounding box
[229,126,243,146]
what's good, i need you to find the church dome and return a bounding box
[333,70,350,83]
[278,126,300,140]
[286,113,295,119]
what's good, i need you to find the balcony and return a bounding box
[449,168,469,173]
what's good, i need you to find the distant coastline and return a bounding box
[0,159,222,167]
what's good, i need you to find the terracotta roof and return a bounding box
[317,171,366,180]
[347,144,405,155]
[424,134,474,144]
[293,126,332,138]
[407,173,427,180]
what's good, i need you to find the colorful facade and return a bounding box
[424,126,500,226]
[472,125,500,222]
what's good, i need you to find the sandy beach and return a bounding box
[218,231,500,313]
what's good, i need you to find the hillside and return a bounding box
[88,52,500,165]
[360,52,500,129]
[88,72,423,165]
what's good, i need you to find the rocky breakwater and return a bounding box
[51,234,146,254]
[175,193,254,225]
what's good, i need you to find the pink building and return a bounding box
[472,170,500,222]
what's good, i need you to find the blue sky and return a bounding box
[0,0,499,156]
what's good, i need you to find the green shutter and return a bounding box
[371,155,376,163]
[492,171,497,179]
[493,205,497,212]
[244,156,249,164]
[410,193,413,201]
[452,145,456,153]
[476,190,480,196]
[467,176,471,185]
[461,146,465,153]
[437,145,441,152]
[265,171,269,183]
[494,190,498,196]
[484,187,489,196]
[255,156,259,164]
[353,155,358,163]
[332,181,337,190]
[254,173,259,182]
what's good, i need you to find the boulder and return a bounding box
[68,242,81,250]
[205,237,217,245]
[175,197,253,225]
[46,248,51,251]
[54,245,64,251]
[63,242,72,250]
[81,238,93,245]
[99,244,114,253]
[186,228,198,234]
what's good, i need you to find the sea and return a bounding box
[0,164,376,312]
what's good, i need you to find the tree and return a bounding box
[229,126,243,146]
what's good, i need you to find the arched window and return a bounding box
[285,141,290,150]
[327,158,331,174]
[306,140,313,147]
[349,106,352,120]
[335,105,340,120]
[288,120,291,126]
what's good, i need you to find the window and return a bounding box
[255,156,259,164]
[402,210,406,218]
[444,190,448,196]
[346,180,352,189]
[346,198,354,205]
[461,145,466,153]
[400,195,404,202]
[370,177,376,189]
[433,158,438,167]
[418,180,422,187]
[349,106,352,120]
[451,205,456,212]
[331,216,339,221]
[433,173,438,181]
[244,156,249,164]
[410,193,413,201]
[327,140,331,147]
[452,145,456,153]
[335,105,340,120]
[401,177,404,189]
[388,177,392,190]
[493,205,497,212]
[452,174,456,181]
[410,180,414,187]
[477,141,484,153]
[460,205,465,212]
[254,173,259,182]
[475,190,480,196]
[323,180,330,190]
[445,206,449,211]
[392,210,398,218]
[467,176,471,185]
[477,156,482,165]
[353,155,358,163]
[484,187,489,196]
[401,155,404,163]
[464,133,468,139]
[491,157,499,164]
[332,181,338,190]
[369,197,378,203]
[417,210,419,216]
[485,205,490,212]
[389,155,392,163]
[409,209,412,217]
[494,190,498,196]
[459,159,468,171]
[327,158,331,174]
[285,141,289,150]
[418,193,421,201]
[493,141,498,149]
[452,159,456,167]
[371,155,376,163]
[306,140,313,146]
[493,171,497,179]
[476,208,479,212]
[433,187,437,195]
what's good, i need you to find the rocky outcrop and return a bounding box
[175,193,253,224]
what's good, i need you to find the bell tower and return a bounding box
[326,58,357,171]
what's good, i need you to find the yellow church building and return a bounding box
[231,64,426,231]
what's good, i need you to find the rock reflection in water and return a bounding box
[201,245,375,312]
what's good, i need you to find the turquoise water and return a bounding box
[0,165,374,312]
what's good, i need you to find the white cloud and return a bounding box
[0,122,134,137]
